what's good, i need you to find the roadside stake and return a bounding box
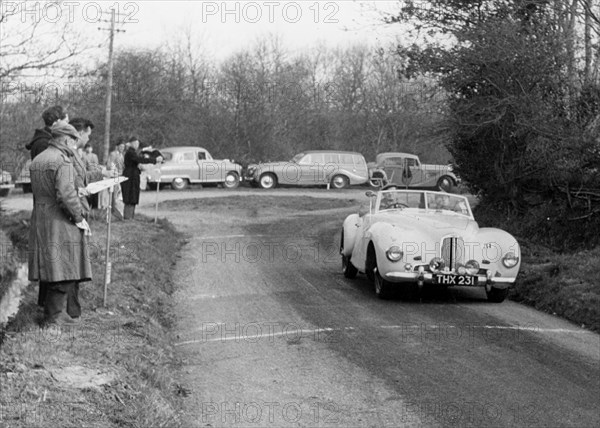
[154,168,161,224]
[85,176,128,307]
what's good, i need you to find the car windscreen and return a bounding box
[291,153,305,163]
[379,191,424,210]
[426,193,470,215]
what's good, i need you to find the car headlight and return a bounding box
[386,246,403,262]
[429,257,445,272]
[502,252,519,268]
[465,260,480,275]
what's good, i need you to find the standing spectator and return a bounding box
[70,118,102,219]
[106,139,126,220]
[108,139,126,173]
[29,106,70,308]
[82,143,100,209]
[121,136,162,220]
[28,122,92,325]
[25,105,69,160]
[66,118,115,318]
[82,143,99,164]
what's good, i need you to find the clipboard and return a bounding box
[85,176,128,194]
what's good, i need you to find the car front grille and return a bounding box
[441,237,464,271]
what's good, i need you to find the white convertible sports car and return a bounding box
[340,189,521,302]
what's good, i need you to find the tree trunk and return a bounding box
[584,0,592,83]
[561,0,579,108]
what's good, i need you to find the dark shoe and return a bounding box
[46,311,79,326]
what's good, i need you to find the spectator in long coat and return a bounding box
[121,136,162,220]
[28,122,93,325]
[36,118,107,312]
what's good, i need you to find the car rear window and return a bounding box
[384,157,403,166]
[162,152,173,161]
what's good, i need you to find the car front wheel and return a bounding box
[259,173,277,189]
[223,171,240,189]
[171,177,189,191]
[331,175,349,189]
[374,267,392,299]
[486,286,509,303]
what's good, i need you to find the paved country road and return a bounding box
[4,187,599,427]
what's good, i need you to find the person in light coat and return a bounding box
[28,122,93,325]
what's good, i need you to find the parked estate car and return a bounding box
[368,152,459,191]
[144,146,243,190]
[340,189,521,302]
[245,150,369,189]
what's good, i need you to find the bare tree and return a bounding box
[0,4,90,81]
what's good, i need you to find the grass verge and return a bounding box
[475,204,600,333]
[0,210,187,427]
[510,241,600,333]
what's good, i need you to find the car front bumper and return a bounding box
[383,271,515,289]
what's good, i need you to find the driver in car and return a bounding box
[380,193,397,210]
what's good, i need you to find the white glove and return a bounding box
[75,219,92,236]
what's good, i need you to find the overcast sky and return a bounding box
[104,1,404,60]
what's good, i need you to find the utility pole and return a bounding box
[98,9,126,164]
[97,8,126,306]
[103,9,115,164]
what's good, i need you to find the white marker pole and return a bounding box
[103,184,114,307]
[154,169,161,224]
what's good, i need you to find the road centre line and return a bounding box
[199,234,252,239]
[197,234,313,239]
[174,327,353,346]
[380,325,590,334]
[174,324,591,346]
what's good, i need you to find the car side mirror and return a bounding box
[365,191,377,214]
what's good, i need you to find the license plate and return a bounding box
[434,274,476,286]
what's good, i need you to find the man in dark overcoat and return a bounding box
[121,136,162,220]
[28,123,93,325]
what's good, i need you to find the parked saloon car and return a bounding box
[245,150,369,189]
[145,146,243,190]
[0,169,14,197]
[340,189,521,302]
[15,160,32,193]
[368,152,459,191]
